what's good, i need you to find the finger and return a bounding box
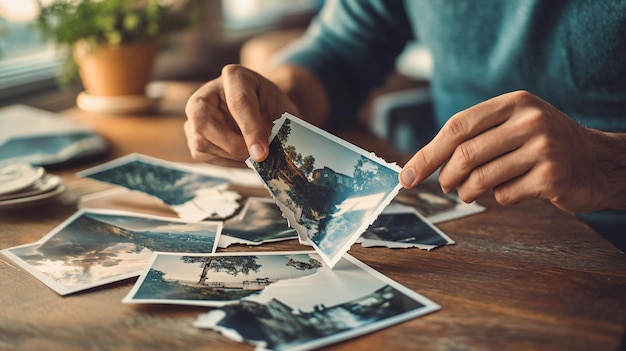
[454,145,534,203]
[401,95,515,188]
[183,120,245,163]
[438,116,530,193]
[492,154,597,213]
[222,65,270,162]
[185,89,249,160]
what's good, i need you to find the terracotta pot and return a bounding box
[74,40,159,96]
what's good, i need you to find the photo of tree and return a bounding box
[124,252,324,306]
[76,154,241,221]
[247,113,402,267]
[2,209,221,295]
[220,197,297,246]
[78,153,229,207]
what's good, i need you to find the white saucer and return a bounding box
[0,163,46,196]
[0,181,65,210]
[76,91,160,114]
[0,174,62,201]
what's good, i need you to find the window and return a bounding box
[0,1,61,101]
[221,0,322,31]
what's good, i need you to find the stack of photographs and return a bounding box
[0,104,108,167]
[0,162,65,210]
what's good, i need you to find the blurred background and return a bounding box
[0,0,327,110]
[0,0,434,154]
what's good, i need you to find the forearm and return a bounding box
[266,63,330,128]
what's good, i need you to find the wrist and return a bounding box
[592,130,626,210]
[268,64,329,126]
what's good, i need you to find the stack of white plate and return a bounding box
[0,163,65,210]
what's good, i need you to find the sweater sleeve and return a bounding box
[276,0,414,127]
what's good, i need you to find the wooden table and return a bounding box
[1,86,625,351]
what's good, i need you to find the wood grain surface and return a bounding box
[1,91,624,351]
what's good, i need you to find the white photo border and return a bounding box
[1,208,222,295]
[246,113,402,268]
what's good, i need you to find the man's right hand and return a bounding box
[184,64,299,167]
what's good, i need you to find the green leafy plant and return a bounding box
[34,0,204,85]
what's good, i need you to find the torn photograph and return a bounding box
[246,113,402,268]
[1,209,222,295]
[123,251,325,307]
[219,197,297,248]
[76,153,240,221]
[394,176,485,224]
[193,253,440,351]
[358,203,454,250]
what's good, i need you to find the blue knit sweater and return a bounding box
[281,0,626,132]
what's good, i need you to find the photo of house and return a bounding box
[248,113,402,267]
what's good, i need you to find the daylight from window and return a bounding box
[0,0,58,92]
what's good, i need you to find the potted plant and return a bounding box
[35,0,203,112]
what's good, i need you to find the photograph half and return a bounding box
[76,153,240,221]
[194,253,440,351]
[123,251,324,306]
[220,197,297,247]
[247,113,402,267]
[359,203,455,249]
[1,209,222,295]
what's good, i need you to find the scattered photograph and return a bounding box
[394,177,485,224]
[247,113,402,268]
[0,104,108,167]
[123,251,325,306]
[193,253,440,351]
[76,153,240,221]
[219,197,297,247]
[1,209,222,295]
[0,132,108,167]
[358,203,454,249]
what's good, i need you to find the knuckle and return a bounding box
[493,186,516,206]
[221,63,244,77]
[226,90,252,109]
[455,188,474,204]
[442,114,470,141]
[532,134,557,157]
[457,166,491,203]
[455,140,478,171]
[523,108,549,133]
[508,90,534,105]
[184,95,205,121]
[468,165,491,191]
[415,149,433,169]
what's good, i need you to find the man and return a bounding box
[184,1,625,237]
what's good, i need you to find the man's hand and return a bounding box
[184,64,299,167]
[400,90,626,213]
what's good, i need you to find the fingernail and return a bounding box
[400,167,416,187]
[249,143,265,161]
